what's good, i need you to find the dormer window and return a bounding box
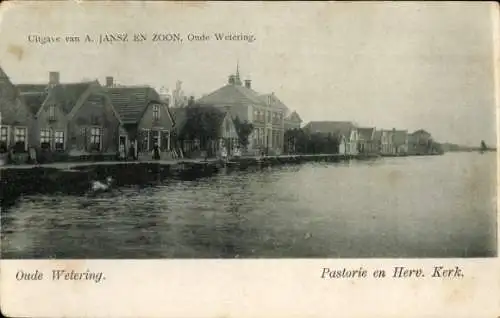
[49,105,56,121]
[153,104,160,120]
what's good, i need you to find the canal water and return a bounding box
[1,152,496,258]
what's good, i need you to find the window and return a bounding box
[54,131,64,150]
[49,105,56,121]
[14,127,27,151]
[40,128,51,149]
[153,104,160,120]
[0,126,8,151]
[267,111,271,121]
[90,127,102,151]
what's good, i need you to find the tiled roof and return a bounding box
[197,84,265,106]
[303,121,356,137]
[105,86,161,124]
[16,82,93,114]
[17,84,47,93]
[358,127,375,141]
[19,92,47,114]
[0,67,34,125]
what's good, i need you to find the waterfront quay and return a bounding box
[0,153,376,207]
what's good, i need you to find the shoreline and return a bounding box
[0,152,443,208]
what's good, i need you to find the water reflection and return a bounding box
[1,153,496,258]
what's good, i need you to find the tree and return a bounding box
[233,116,254,150]
[179,104,224,150]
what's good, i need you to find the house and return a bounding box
[392,130,409,155]
[284,111,302,131]
[170,106,239,158]
[408,129,433,155]
[303,121,359,155]
[357,127,377,154]
[104,77,175,160]
[0,66,37,158]
[196,65,288,155]
[373,130,394,155]
[16,71,122,159]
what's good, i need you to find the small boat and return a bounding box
[480,140,488,154]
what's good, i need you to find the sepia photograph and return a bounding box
[0,1,497,262]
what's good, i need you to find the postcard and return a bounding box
[0,1,499,317]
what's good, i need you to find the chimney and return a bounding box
[105,76,114,87]
[49,71,59,85]
[228,75,235,85]
[244,79,251,89]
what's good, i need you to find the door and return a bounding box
[119,135,127,157]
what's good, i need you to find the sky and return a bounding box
[0,1,497,146]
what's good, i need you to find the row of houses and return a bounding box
[0,65,304,162]
[300,121,436,156]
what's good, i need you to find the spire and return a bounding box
[235,60,242,85]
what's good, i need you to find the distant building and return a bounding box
[357,127,377,154]
[196,64,290,155]
[408,129,433,155]
[392,129,409,155]
[303,121,359,155]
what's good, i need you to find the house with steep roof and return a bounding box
[104,77,174,160]
[408,129,433,155]
[196,65,288,155]
[16,71,122,159]
[357,127,378,154]
[302,121,359,155]
[170,106,239,158]
[0,67,37,157]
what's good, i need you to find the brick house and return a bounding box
[0,67,37,157]
[17,72,122,159]
[196,66,288,155]
[104,77,175,160]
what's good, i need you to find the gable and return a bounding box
[106,86,161,124]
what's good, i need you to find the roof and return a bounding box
[0,67,34,125]
[105,86,161,124]
[357,127,375,141]
[285,110,302,123]
[19,92,47,114]
[16,82,93,114]
[411,129,431,136]
[303,121,356,137]
[197,84,264,106]
[259,93,289,112]
[392,130,408,145]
